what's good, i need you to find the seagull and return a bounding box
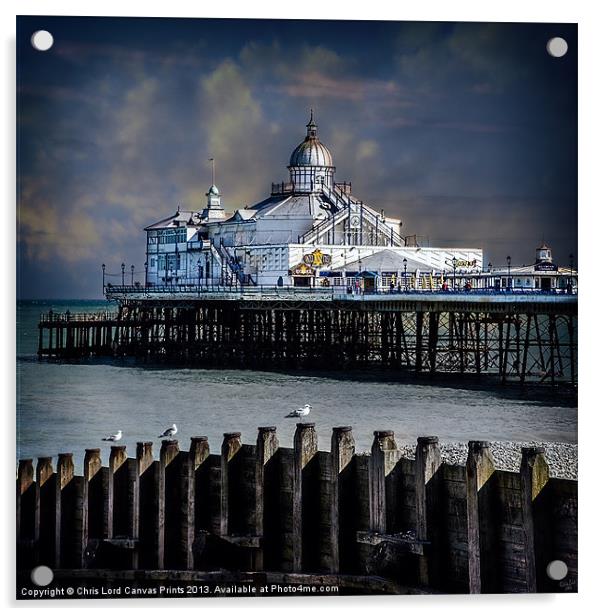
[285,404,312,418]
[158,423,178,438]
[102,430,122,442]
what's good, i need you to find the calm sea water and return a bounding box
[17,300,577,464]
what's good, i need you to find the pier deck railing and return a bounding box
[39,310,118,323]
[16,427,577,593]
[103,283,577,300]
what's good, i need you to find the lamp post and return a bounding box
[102,263,106,290]
[131,264,135,286]
[569,253,574,294]
[403,257,408,290]
[175,244,179,285]
[452,256,457,291]
[197,260,202,297]
[144,261,148,288]
[506,255,511,291]
[121,262,125,286]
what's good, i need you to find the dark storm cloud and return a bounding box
[16,17,577,298]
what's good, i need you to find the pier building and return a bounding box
[143,112,483,290]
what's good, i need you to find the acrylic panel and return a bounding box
[16,16,577,599]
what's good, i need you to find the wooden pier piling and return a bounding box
[36,295,577,386]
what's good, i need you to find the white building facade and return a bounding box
[143,113,486,290]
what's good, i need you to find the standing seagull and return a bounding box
[102,430,122,442]
[158,423,178,438]
[285,404,312,418]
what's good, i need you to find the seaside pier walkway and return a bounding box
[37,287,577,385]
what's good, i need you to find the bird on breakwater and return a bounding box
[102,430,123,442]
[285,404,312,418]
[158,424,178,438]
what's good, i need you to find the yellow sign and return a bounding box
[289,263,315,276]
[446,258,477,268]
[302,249,332,268]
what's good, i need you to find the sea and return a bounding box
[17,300,577,465]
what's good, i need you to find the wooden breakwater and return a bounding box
[37,293,577,385]
[16,426,577,594]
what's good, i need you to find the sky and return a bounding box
[16,17,577,299]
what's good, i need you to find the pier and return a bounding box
[16,426,577,594]
[38,289,577,385]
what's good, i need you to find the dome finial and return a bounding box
[306,109,317,138]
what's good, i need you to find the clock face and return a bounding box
[350,215,361,228]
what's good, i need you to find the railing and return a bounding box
[218,242,250,286]
[334,181,352,194]
[271,181,295,195]
[105,284,336,296]
[300,183,406,247]
[39,310,118,323]
[103,283,577,298]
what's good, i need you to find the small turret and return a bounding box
[206,184,221,208]
[535,243,553,265]
[534,242,557,271]
[201,159,226,221]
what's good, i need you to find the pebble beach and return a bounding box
[395,441,577,479]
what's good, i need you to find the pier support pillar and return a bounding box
[466,441,496,593]
[369,430,398,533]
[415,436,442,588]
[330,426,355,573]
[293,422,318,572]
[520,446,550,592]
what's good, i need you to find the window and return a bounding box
[167,254,181,271]
[158,253,181,272]
[150,258,156,268]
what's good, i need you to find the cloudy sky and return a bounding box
[17,17,577,298]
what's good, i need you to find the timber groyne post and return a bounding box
[520,446,550,592]
[256,426,279,571]
[466,440,496,593]
[293,423,318,572]
[368,430,399,534]
[330,426,355,573]
[415,436,443,588]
